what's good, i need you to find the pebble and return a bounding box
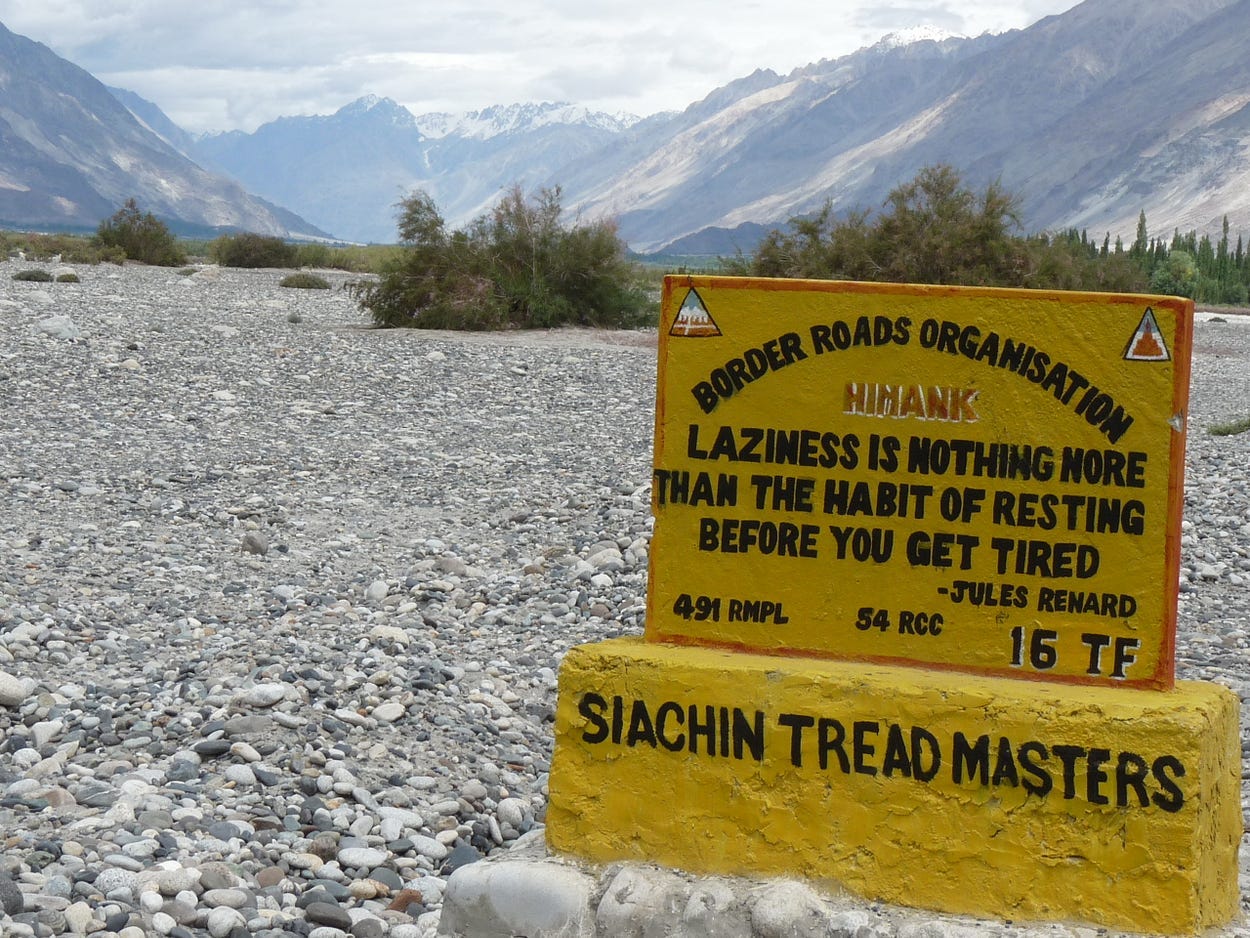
[338,846,389,870]
[0,669,28,707]
[1,267,1248,938]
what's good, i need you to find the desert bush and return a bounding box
[328,244,405,273]
[55,272,80,283]
[280,272,331,289]
[2,232,104,264]
[211,232,298,268]
[352,185,650,330]
[96,246,128,265]
[0,229,126,265]
[12,269,53,282]
[728,165,1153,293]
[94,198,187,266]
[1211,415,1250,436]
[293,243,332,268]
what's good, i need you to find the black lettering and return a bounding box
[578,692,609,744]
[853,721,879,776]
[810,324,833,354]
[655,701,684,751]
[611,695,624,744]
[819,717,849,772]
[991,736,1019,786]
[626,699,657,747]
[693,382,718,413]
[779,712,814,767]
[1151,755,1186,812]
[911,726,941,781]
[1115,751,1150,808]
[1018,741,1052,797]
[733,709,766,762]
[1052,744,1086,799]
[952,732,990,785]
[1086,747,1111,805]
[881,723,912,778]
[688,705,715,755]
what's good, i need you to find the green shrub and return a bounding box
[326,244,405,273]
[211,232,298,268]
[12,269,53,282]
[293,243,332,268]
[1210,416,1250,437]
[352,185,650,330]
[55,272,80,283]
[94,198,187,266]
[727,165,1152,293]
[5,232,102,264]
[280,272,331,289]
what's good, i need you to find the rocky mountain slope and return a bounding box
[562,0,1250,252]
[0,22,324,238]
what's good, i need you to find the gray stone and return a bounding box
[337,846,387,869]
[36,315,81,340]
[439,859,596,937]
[207,905,247,937]
[0,670,28,707]
[595,866,688,937]
[63,900,95,935]
[750,880,835,938]
[349,916,388,938]
[440,842,482,875]
[242,683,286,708]
[93,867,138,900]
[0,871,24,914]
[241,532,269,555]
[305,900,353,929]
[681,879,752,938]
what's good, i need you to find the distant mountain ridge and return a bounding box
[0,21,326,238]
[193,97,644,243]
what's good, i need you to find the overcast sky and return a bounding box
[2,1,1079,134]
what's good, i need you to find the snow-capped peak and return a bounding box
[335,95,417,126]
[413,102,640,140]
[875,25,962,49]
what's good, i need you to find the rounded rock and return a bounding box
[336,846,387,870]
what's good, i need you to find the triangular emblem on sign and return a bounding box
[1124,307,1169,361]
[670,288,722,337]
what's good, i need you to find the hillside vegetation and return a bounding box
[350,186,651,330]
[728,166,1250,305]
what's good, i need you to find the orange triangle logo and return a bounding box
[1123,307,1169,361]
[670,288,721,337]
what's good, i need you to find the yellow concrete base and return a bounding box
[547,638,1241,934]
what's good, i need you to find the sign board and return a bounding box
[646,277,1192,689]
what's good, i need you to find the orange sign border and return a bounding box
[648,276,1193,690]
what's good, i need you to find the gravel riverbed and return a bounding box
[1,262,1249,937]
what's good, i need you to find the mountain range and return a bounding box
[192,97,643,245]
[0,22,325,239]
[3,0,1250,252]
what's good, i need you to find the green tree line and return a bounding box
[727,165,1250,305]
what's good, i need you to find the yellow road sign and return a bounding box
[646,277,1192,689]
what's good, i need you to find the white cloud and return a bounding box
[0,0,1079,132]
